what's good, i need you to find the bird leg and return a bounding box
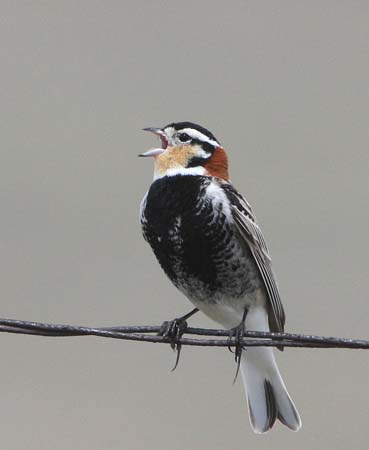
[158,307,199,371]
[228,307,249,383]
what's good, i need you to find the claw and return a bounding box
[157,308,199,370]
[158,318,189,370]
[228,307,248,384]
[171,343,182,372]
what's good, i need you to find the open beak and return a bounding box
[139,127,168,157]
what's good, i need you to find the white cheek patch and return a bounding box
[194,146,212,159]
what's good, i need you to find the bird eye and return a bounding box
[178,132,191,143]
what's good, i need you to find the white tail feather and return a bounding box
[240,307,302,433]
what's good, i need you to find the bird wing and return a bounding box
[221,183,286,333]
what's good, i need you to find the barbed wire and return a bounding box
[0,317,368,349]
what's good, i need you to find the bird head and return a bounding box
[140,121,229,181]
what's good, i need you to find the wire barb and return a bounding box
[0,318,368,350]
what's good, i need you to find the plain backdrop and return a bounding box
[0,1,368,449]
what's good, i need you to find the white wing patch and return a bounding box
[205,181,232,220]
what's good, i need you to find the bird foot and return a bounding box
[159,318,188,349]
[158,308,198,371]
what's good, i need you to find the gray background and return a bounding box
[0,1,368,449]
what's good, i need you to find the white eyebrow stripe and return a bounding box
[181,128,219,147]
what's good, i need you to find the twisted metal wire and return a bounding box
[0,318,368,349]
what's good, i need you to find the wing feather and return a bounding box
[222,184,285,332]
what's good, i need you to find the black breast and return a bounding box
[142,176,214,284]
[141,175,259,299]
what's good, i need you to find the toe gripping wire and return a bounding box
[160,306,248,376]
[228,307,248,384]
[158,308,199,371]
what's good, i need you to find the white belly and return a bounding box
[188,287,267,329]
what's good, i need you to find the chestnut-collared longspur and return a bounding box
[139,121,301,433]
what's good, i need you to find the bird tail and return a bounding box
[238,305,301,433]
[240,343,301,433]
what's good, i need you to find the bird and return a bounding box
[139,121,301,433]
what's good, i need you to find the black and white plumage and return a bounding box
[139,122,301,433]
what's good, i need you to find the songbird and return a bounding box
[139,121,301,433]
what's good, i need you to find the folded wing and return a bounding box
[221,184,285,333]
